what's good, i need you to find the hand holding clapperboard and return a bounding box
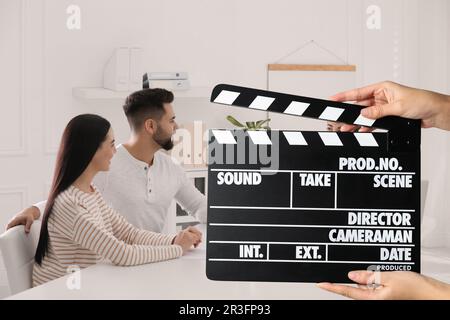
[206,84,421,283]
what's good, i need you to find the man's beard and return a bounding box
[159,138,174,151]
[154,129,174,151]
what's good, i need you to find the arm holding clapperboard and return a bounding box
[319,81,450,300]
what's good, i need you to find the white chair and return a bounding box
[0,221,41,295]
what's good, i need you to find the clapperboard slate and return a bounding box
[206,84,421,283]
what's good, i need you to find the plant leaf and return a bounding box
[226,115,245,127]
[256,119,270,127]
[246,121,256,129]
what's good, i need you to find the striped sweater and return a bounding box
[32,185,182,287]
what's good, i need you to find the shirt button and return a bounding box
[144,167,147,171]
[149,189,152,193]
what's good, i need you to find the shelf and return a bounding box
[72,87,212,100]
[268,64,356,72]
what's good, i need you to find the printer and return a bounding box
[143,72,190,90]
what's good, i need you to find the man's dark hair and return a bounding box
[123,88,174,130]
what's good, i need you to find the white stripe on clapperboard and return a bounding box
[208,259,414,265]
[334,172,337,209]
[211,130,379,147]
[211,169,416,175]
[209,223,414,230]
[209,240,414,247]
[210,206,415,212]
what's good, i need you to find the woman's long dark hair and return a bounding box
[35,114,111,265]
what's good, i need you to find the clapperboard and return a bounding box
[206,84,421,283]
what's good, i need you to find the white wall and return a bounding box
[1,0,449,297]
[417,0,450,247]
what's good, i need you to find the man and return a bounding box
[7,88,207,234]
[319,81,450,299]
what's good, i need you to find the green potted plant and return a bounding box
[226,115,271,131]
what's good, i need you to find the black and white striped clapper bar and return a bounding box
[206,84,421,283]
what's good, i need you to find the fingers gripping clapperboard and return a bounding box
[206,84,421,283]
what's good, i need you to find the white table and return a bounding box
[7,225,450,300]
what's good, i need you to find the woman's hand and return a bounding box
[328,81,450,132]
[172,226,203,254]
[318,270,450,300]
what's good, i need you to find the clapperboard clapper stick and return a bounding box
[206,84,421,283]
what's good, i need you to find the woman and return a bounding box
[33,114,201,286]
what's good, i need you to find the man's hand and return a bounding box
[317,270,450,300]
[6,206,40,233]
